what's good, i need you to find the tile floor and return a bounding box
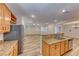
[21,35,42,56]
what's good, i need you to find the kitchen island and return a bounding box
[0,40,18,56]
[42,37,73,56]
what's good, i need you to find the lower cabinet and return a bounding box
[55,43,61,56]
[50,44,56,56]
[8,41,18,56]
[42,41,50,56]
[13,42,18,56]
[60,41,65,55]
[64,40,69,52]
[42,40,71,56]
[8,48,14,56]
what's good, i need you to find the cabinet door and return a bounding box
[13,42,18,56]
[5,25,10,32]
[8,48,14,56]
[0,4,4,32]
[0,4,2,25]
[55,42,61,56]
[42,41,50,56]
[3,4,10,32]
[4,8,11,25]
[50,44,56,56]
[60,41,65,55]
[64,40,68,52]
[0,4,5,32]
[0,26,3,32]
[1,4,5,25]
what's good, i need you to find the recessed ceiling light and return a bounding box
[33,24,35,25]
[31,14,35,18]
[64,21,79,25]
[62,9,69,13]
[62,9,66,13]
[46,23,48,24]
[37,24,40,26]
[28,21,32,23]
[54,20,57,22]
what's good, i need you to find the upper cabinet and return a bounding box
[0,3,16,33]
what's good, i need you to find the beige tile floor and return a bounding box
[20,35,42,56]
[20,35,79,56]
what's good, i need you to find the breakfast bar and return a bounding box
[42,36,73,56]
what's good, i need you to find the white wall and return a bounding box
[16,16,23,25]
[25,25,41,35]
[62,24,79,38]
[21,16,41,35]
[48,24,55,34]
[47,23,63,34]
[41,26,48,34]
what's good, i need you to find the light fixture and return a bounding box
[62,9,66,13]
[54,19,57,22]
[28,21,32,23]
[46,23,48,24]
[31,14,35,18]
[64,21,79,25]
[62,9,69,14]
[33,24,35,25]
[37,24,40,26]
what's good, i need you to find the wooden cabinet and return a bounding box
[0,3,11,33]
[42,41,50,56]
[8,48,14,56]
[50,44,56,56]
[13,42,18,56]
[8,41,18,56]
[0,4,2,25]
[0,3,16,33]
[60,41,65,55]
[0,4,3,32]
[42,39,72,56]
[55,43,61,56]
[64,40,69,52]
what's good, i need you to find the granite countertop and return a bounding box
[43,37,73,44]
[0,40,18,56]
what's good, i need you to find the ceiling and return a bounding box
[6,3,79,25]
